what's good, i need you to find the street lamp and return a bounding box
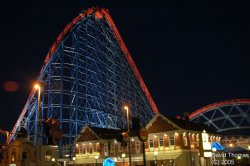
[154,151,158,166]
[52,158,55,166]
[95,155,99,166]
[72,156,76,166]
[122,153,126,166]
[124,105,132,166]
[34,83,41,166]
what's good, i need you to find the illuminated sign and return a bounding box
[204,152,212,157]
[103,157,115,166]
[211,141,224,151]
[202,130,211,150]
[203,142,212,150]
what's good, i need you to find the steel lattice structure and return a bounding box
[189,99,250,133]
[8,8,158,152]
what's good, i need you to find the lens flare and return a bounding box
[2,81,19,92]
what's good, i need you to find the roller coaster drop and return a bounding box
[8,8,158,155]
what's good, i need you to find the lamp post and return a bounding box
[122,153,126,166]
[72,157,76,166]
[154,151,158,166]
[52,158,55,166]
[124,105,132,166]
[95,155,99,166]
[34,83,41,166]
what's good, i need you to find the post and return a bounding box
[124,106,132,166]
[122,153,126,166]
[95,155,99,166]
[72,156,76,166]
[154,151,158,166]
[142,142,146,166]
[35,84,41,166]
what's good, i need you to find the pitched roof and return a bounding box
[76,126,125,142]
[147,113,217,134]
[90,127,123,139]
[166,115,217,134]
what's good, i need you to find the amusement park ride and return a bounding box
[1,7,250,159]
[5,7,158,155]
[189,99,250,134]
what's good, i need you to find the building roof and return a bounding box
[166,116,217,134]
[76,126,126,142]
[90,127,124,139]
[146,113,217,134]
[76,113,218,142]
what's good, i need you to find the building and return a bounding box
[73,113,221,166]
[0,128,58,166]
[222,135,250,149]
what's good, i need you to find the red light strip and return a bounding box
[189,99,250,120]
[44,7,158,113]
[100,9,159,113]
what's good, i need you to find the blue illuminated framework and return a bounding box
[8,8,158,155]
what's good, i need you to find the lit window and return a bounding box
[159,138,164,147]
[183,135,188,146]
[136,142,140,150]
[196,135,199,147]
[149,140,154,148]
[93,144,96,152]
[111,144,114,152]
[11,149,16,162]
[86,145,89,153]
[79,145,83,153]
[169,136,175,146]
[44,150,51,161]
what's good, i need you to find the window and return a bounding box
[93,144,96,152]
[11,149,16,162]
[79,145,83,153]
[44,150,51,161]
[86,145,90,153]
[111,144,114,152]
[149,140,154,148]
[136,142,140,150]
[196,135,199,147]
[22,152,28,160]
[159,138,164,147]
[169,136,175,146]
[183,135,188,146]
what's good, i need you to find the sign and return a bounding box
[138,127,148,142]
[200,130,212,158]
[204,152,212,157]
[211,141,224,151]
[202,130,211,150]
[103,157,115,166]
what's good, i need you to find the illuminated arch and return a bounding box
[189,99,250,132]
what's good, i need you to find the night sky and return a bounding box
[0,1,249,131]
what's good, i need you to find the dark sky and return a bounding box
[0,1,249,131]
